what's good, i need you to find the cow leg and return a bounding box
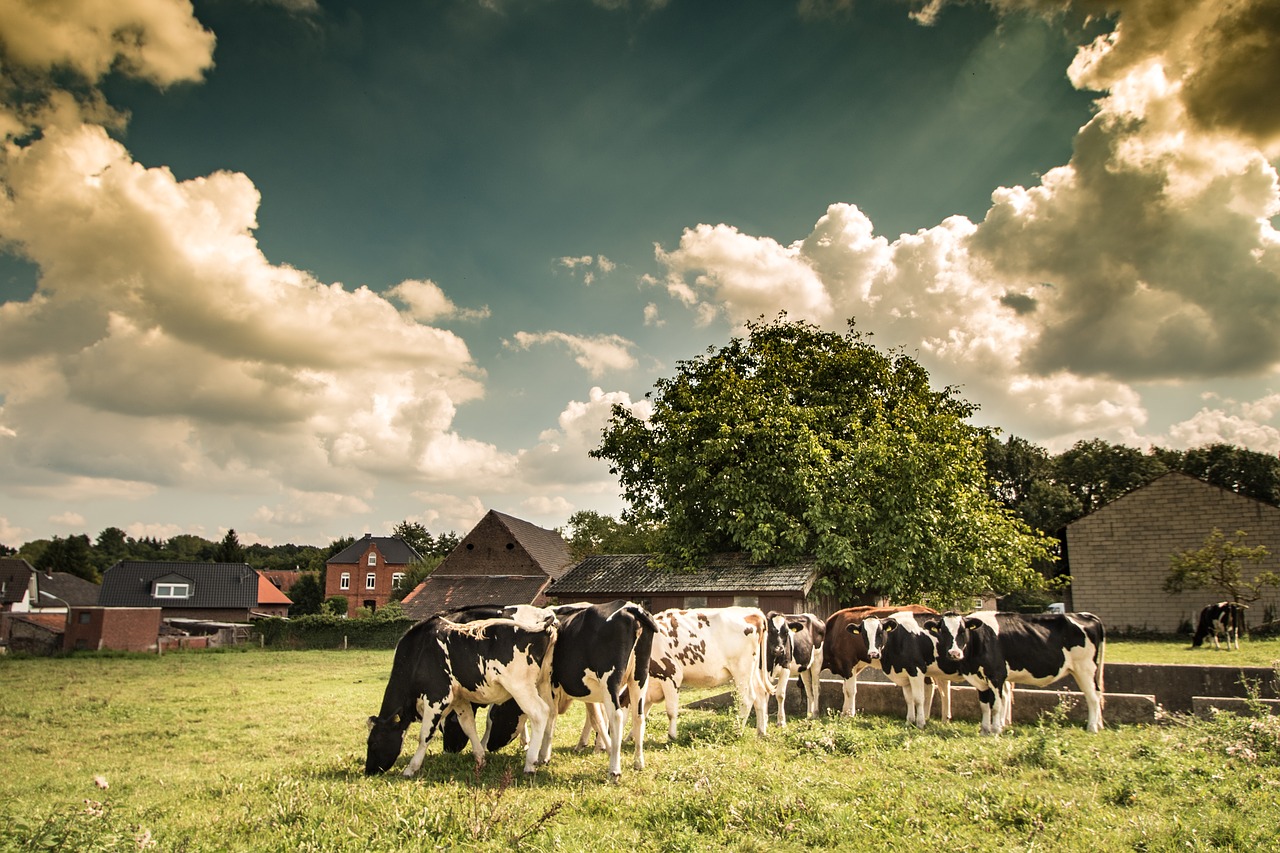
[937,679,951,721]
[662,681,681,740]
[975,686,997,736]
[738,663,769,736]
[451,701,488,769]
[907,677,928,729]
[1071,668,1105,733]
[601,697,627,779]
[504,682,552,774]
[921,679,935,725]
[799,667,821,719]
[773,667,791,727]
[629,686,647,772]
[404,698,448,777]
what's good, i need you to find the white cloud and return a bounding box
[655,0,1280,450]
[49,511,86,528]
[507,331,638,377]
[517,386,647,489]
[388,278,490,323]
[406,492,488,535]
[253,490,375,528]
[0,516,32,546]
[557,254,616,285]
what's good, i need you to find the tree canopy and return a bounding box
[592,316,1050,604]
[1165,528,1279,605]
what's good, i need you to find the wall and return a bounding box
[64,607,162,652]
[1068,475,1280,633]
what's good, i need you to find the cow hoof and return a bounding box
[609,772,622,783]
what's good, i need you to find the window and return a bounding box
[366,573,377,590]
[392,572,405,589]
[733,595,759,607]
[78,612,91,625]
[154,582,191,599]
[367,552,377,567]
[340,572,350,590]
[685,595,708,608]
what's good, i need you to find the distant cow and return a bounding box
[645,606,773,739]
[930,610,1106,735]
[365,611,557,776]
[822,604,941,718]
[1193,602,1247,650]
[764,612,825,724]
[546,600,658,778]
[854,612,957,728]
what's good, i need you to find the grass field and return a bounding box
[1,639,1278,851]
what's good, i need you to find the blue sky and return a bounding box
[1,0,1278,548]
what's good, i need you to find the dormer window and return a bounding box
[153,575,193,599]
[367,553,377,567]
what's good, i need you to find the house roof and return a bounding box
[35,572,100,607]
[256,573,293,605]
[99,561,260,609]
[1066,471,1280,528]
[401,574,550,620]
[326,535,421,566]
[486,511,574,579]
[550,553,820,597]
[1,557,34,605]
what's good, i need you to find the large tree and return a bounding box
[592,317,1050,604]
[1165,528,1279,606]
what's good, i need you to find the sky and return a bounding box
[1,0,1278,549]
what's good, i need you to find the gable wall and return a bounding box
[1068,475,1280,633]
[437,514,544,578]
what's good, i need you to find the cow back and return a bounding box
[822,604,936,678]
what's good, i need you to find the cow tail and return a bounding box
[755,621,777,696]
[1094,618,1106,710]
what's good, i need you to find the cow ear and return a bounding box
[392,713,401,726]
[788,621,805,633]
[367,715,378,732]
[883,620,897,632]
[964,617,982,631]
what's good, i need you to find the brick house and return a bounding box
[98,561,291,622]
[324,535,422,618]
[1066,472,1280,633]
[1,558,101,651]
[63,607,164,653]
[548,553,821,616]
[401,510,574,619]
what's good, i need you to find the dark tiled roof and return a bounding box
[490,511,574,579]
[1,557,34,605]
[402,574,550,620]
[99,561,259,609]
[550,553,819,596]
[37,572,100,606]
[327,536,422,566]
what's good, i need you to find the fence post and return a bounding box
[343,634,348,651]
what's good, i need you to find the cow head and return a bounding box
[929,612,970,662]
[852,616,887,660]
[765,612,794,672]
[365,712,406,775]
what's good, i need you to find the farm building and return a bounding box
[1066,472,1280,633]
[548,553,822,616]
[324,535,422,618]
[99,561,291,622]
[401,510,574,619]
[0,559,101,652]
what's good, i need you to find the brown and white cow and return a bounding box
[821,604,944,718]
[645,606,773,739]
[764,612,825,724]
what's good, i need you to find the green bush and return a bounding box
[253,613,412,650]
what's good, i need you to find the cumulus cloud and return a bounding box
[388,278,490,323]
[253,490,375,528]
[507,331,638,377]
[656,0,1280,449]
[517,386,649,488]
[1164,392,1280,453]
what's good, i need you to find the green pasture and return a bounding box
[1,639,1278,852]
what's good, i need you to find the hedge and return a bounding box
[254,614,414,650]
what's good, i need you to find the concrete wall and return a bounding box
[1067,474,1280,633]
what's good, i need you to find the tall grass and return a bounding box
[1,645,1278,851]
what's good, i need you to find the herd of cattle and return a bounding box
[363,598,1137,779]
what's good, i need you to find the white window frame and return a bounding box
[392,572,405,589]
[367,552,377,567]
[340,572,350,591]
[154,582,191,599]
[366,572,377,590]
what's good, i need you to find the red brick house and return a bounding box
[324,535,422,618]
[63,607,163,653]
[402,510,574,619]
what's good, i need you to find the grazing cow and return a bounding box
[365,612,557,776]
[545,600,658,778]
[930,610,1106,735]
[822,605,941,717]
[645,606,773,739]
[854,612,956,728]
[764,612,825,724]
[1193,602,1247,650]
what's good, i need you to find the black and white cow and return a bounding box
[365,611,557,776]
[645,606,774,739]
[764,612,825,724]
[1193,602,1247,650]
[929,610,1106,735]
[437,604,532,755]
[545,600,658,778]
[854,612,954,728]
